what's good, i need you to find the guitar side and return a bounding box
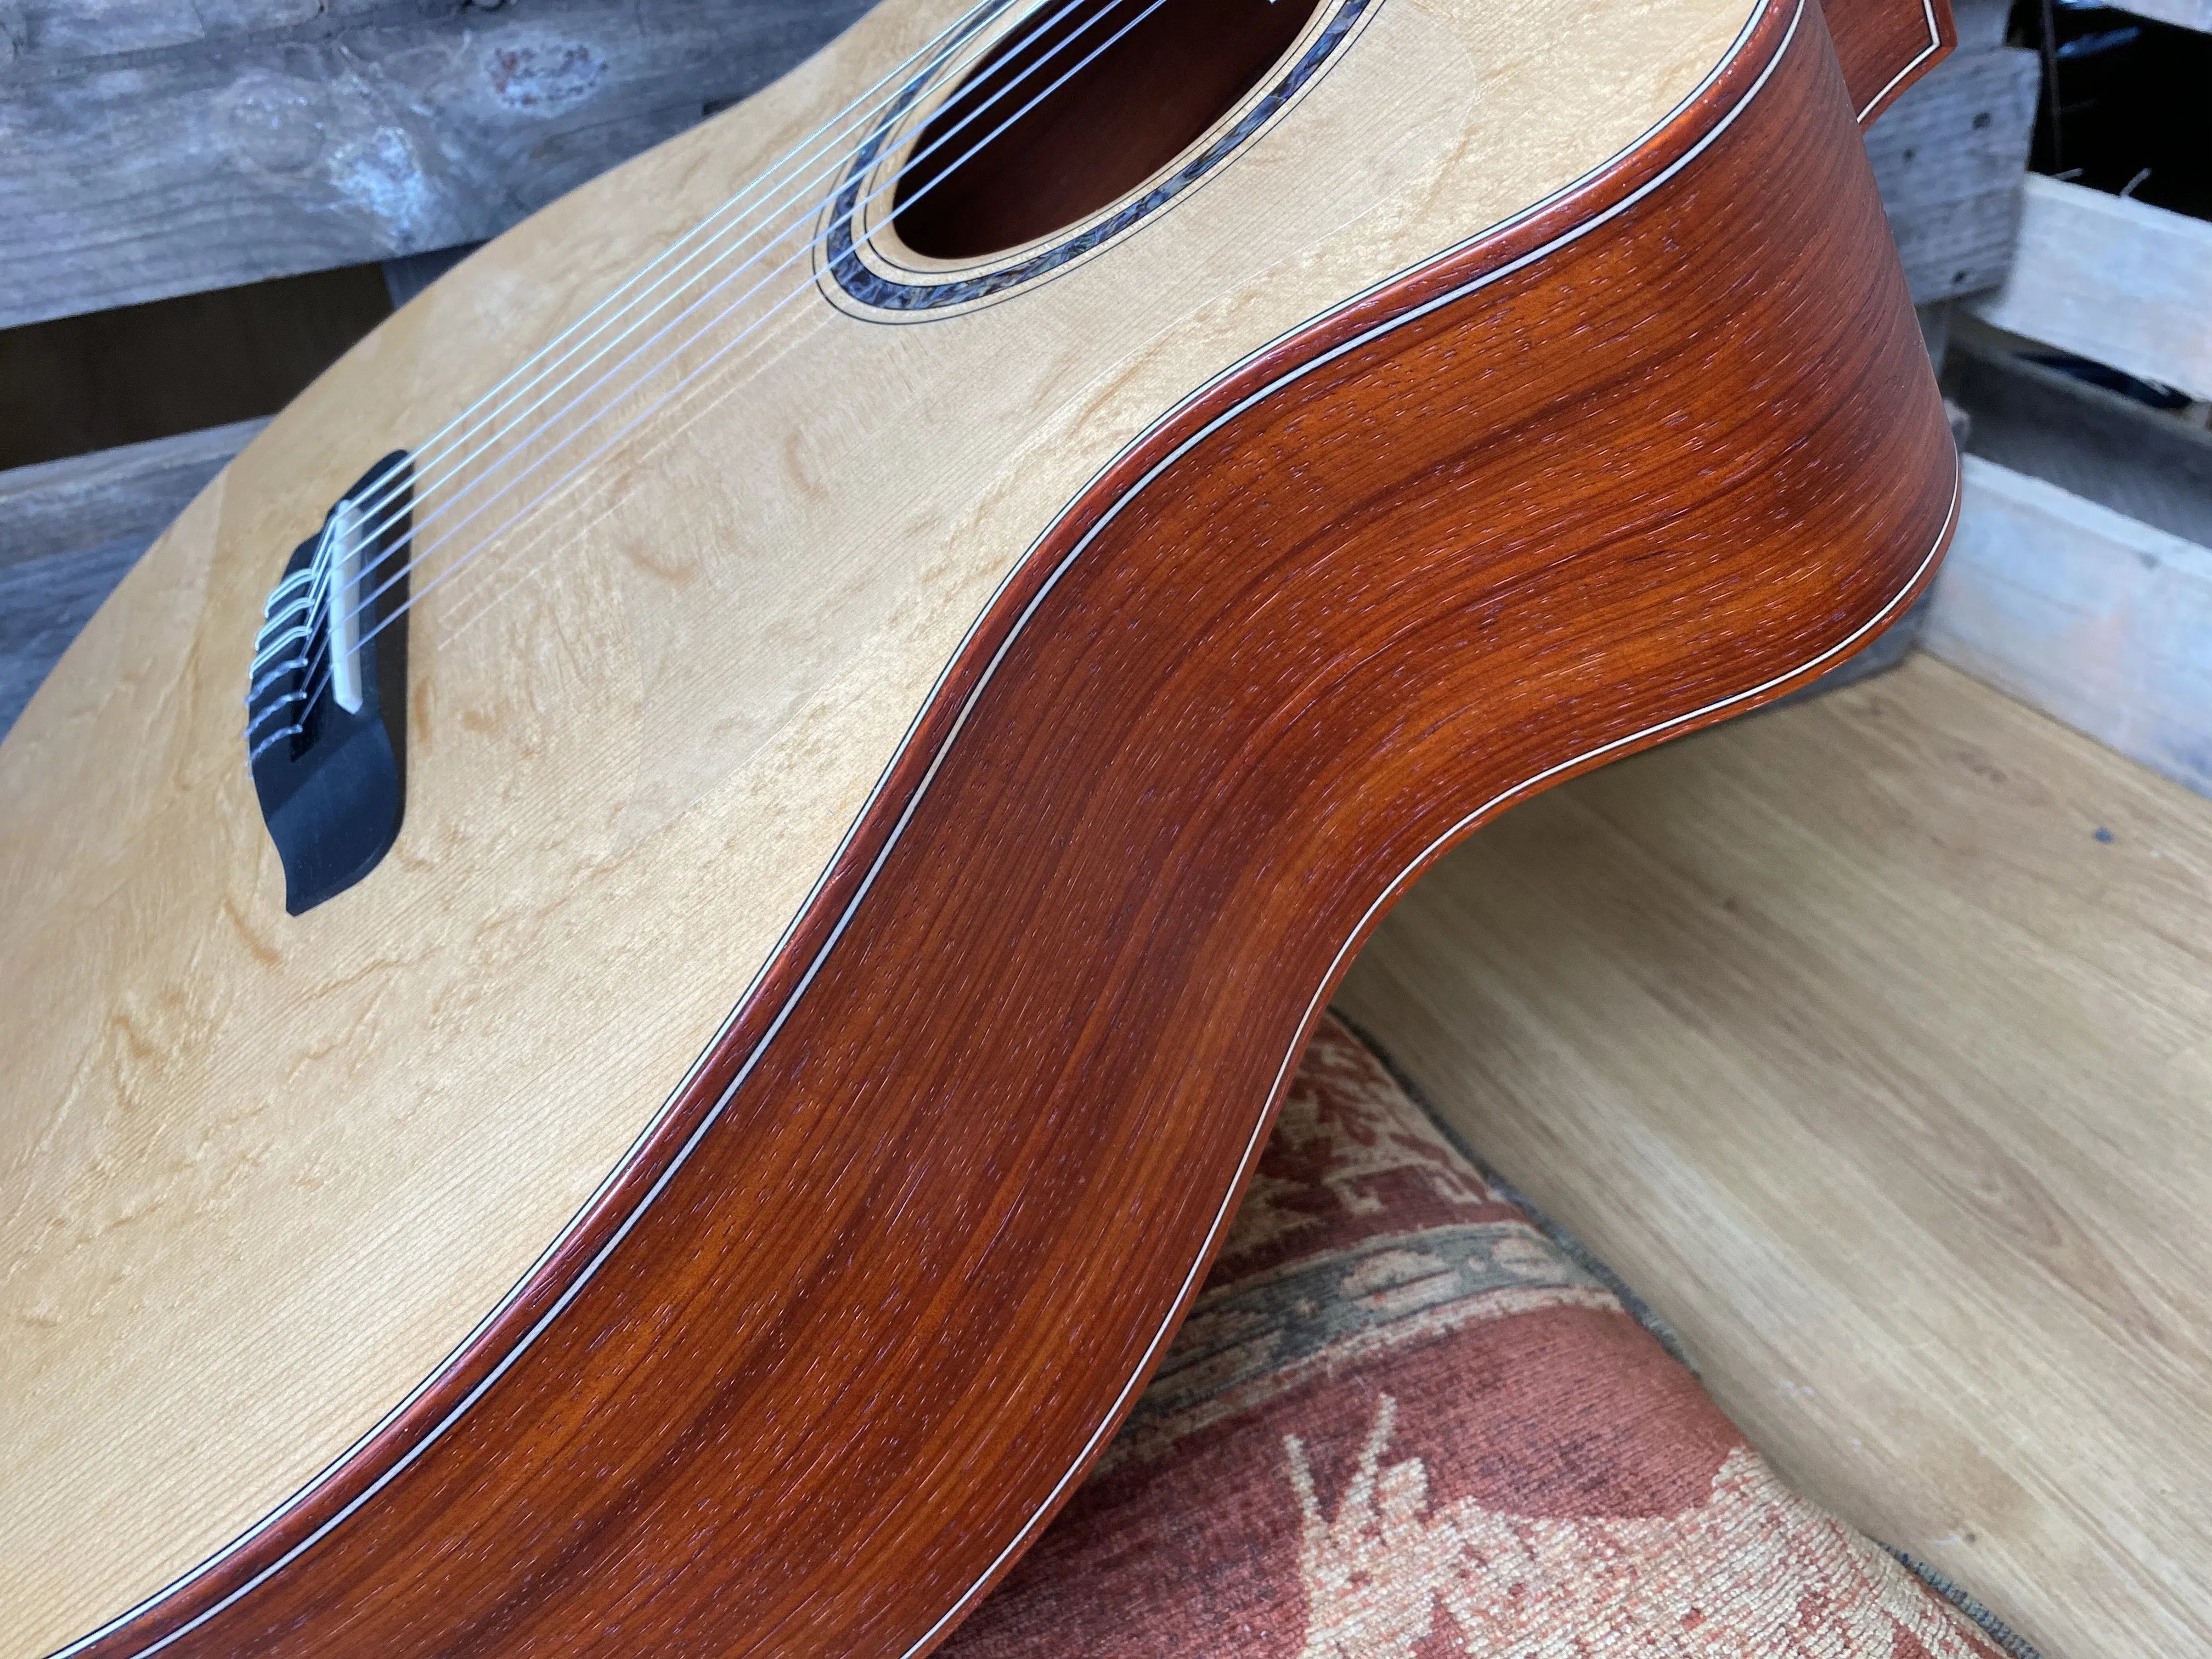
[1,0,1953,1653]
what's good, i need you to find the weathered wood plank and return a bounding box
[0,0,871,328]
[1948,0,2013,52]
[1966,175,2212,402]
[1,0,412,72]
[0,535,145,735]
[2106,0,2212,31]
[0,418,265,735]
[1925,454,2212,798]
[4,0,2032,329]
[1338,653,2212,1659]
[1862,46,2040,304]
[0,416,263,568]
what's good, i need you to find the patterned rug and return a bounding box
[945,1014,2032,1658]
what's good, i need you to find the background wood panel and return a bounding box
[0,537,145,733]
[1924,454,2212,799]
[1862,44,2039,304]
[2,0,437,69]
[0,420,264,729]
[0,417,264,568]
[0,0,871,326]
[1338,653,2212,1659]
[2106,0,2212,30]
[1966,175,2212,402]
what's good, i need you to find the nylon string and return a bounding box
[268,0,1185,740]
[257,0,1094,743]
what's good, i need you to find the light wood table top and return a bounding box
[1338,653,2212,1659]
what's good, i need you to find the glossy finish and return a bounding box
[6,0,1768,1639]
[1827,0,1951,119]
[52,0,1956,1652]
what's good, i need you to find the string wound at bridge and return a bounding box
[245,452,413,916]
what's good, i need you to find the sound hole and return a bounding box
[892,0,1328,262]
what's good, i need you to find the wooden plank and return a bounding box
[0,0,870,328]
[1948,0,2013,52]
[0,537,145,736]
[0,418,264,736]
[1922,454,2212,798]
[1862,47,2040,304]
[1,1,411,71]
[1337,652,2212,1659]
[0,416,263,568]
[1967,175,2212,402]
[2107,0,2212,30]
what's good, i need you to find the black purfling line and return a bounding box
[828,0,1376,312]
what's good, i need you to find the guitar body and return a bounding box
[0,0,1955,1652]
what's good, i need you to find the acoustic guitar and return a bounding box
[0,0,1958,1651]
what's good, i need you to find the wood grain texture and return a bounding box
[1336,654,2212,1659]
[1863,45,2038,303]
[0,0,1954,1653]
[2,0,453,69]
[2106,0,2212,30]
[1927,454,2212,798]
[0,419,266,569]
[0,0,871,327]
[0,423,262,736]
[1965,174,2212,403]
[1824,0,1948,120]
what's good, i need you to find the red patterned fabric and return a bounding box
[946,1015,2009,1658]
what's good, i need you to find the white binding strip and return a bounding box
[905,455,1957,1659]
[70,3,1858,1654]
[1855,0,1942,122]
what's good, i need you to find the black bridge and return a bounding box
[245,452,413,915]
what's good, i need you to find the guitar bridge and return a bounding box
[245,452,413,915]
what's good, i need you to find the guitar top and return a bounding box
[0,0,1955,1652]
